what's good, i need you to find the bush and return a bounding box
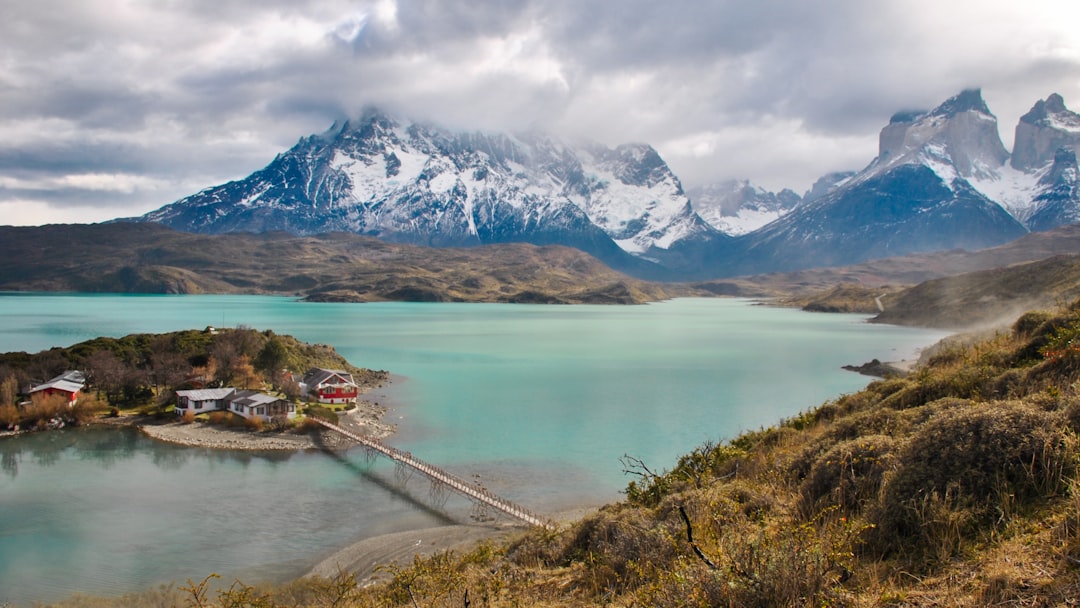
[555,507,677,595]
[304,405,338,424]
[799,435,898,518]
[0,403,19,428]
[870,401,1073,556]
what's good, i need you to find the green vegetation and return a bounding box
[43,299,1080,606]
[0,326,385,429]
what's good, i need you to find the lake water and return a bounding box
[0,294,950,605]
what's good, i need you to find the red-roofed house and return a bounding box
[301,368,359,405]
[29,371,86,406]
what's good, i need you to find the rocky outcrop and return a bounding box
[875,89,1009,181]
[1027,147,1080,231]
[1011,94,1080,172]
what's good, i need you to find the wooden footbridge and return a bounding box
[310,417,554,530]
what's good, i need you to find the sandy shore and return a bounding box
[308,524,520,584]
[307,507,598,585]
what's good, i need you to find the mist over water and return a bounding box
[0,295,949,605]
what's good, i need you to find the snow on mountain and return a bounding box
[726,90,1030,275]
[1028,147,1080,232]
[859,89,1010,186]
[133,91,1080,281]
[1011,93,1080,172]
[686,180,802,236]
[139,109,716,272]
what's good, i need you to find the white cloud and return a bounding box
[1,0,1079,225]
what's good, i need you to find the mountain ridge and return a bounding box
[129,91,1080,279]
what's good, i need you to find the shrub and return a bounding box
[21,394,68,428]
[304,405,338,424]
[870,401,1073,557]
[0,403,19,428]
[70,393,107,424]
[555,507,677,595]
[181,410,196,424]
[1013,310,1054,338]
[799,434,898,518]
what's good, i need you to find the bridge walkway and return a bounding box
[310,417,554,530]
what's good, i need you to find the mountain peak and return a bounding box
[1012,94,1080,171]
[930,88,993,118]
[1020,93,1073,124]
[875,89,1007,180]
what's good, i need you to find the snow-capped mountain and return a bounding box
[133,92,1080,281]
[729,90,1031,275]
[138,108,719,275]
[686,180,801,236]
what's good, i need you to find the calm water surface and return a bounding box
[0,294,950,605]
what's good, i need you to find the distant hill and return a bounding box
[694,223,1080,303]
[871,254,1080,328]
[0,223,681,304]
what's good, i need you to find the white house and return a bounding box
[175,388,235,416]
[227,390,296,421]
[175,388,296,422]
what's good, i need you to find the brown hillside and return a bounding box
[0,223,685,304]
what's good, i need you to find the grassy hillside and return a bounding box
[872,254,1080,329]
[0,223,684,304]
[46,300,1080,606]
[330,300,1080,606]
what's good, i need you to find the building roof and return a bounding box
[303,368,356,387]
[30,371,86,395]
[229,390,282,408]
[176,388,235,401]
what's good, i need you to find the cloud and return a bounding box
[1,0,1079,223]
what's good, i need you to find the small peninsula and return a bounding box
[0,326,390,448]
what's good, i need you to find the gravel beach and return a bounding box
[137,399,395,451]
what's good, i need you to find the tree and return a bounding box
[0,374,18,407]
[231,355,262,390]
[255,337,288,380]
[85,349,125,404]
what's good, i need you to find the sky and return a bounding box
[2,0,1080,226]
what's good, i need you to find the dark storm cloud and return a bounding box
[1,0,1078,224]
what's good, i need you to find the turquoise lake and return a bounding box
[0,294,950,605]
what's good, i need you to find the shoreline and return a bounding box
[306,506,599,585]
[136,396,396,451]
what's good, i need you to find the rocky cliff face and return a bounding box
[727,90,1029,275]
[872,89,1010,181]
[1028,148,1080,232]
[1011,94,1080,172]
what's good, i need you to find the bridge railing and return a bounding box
[309,416,554,529]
